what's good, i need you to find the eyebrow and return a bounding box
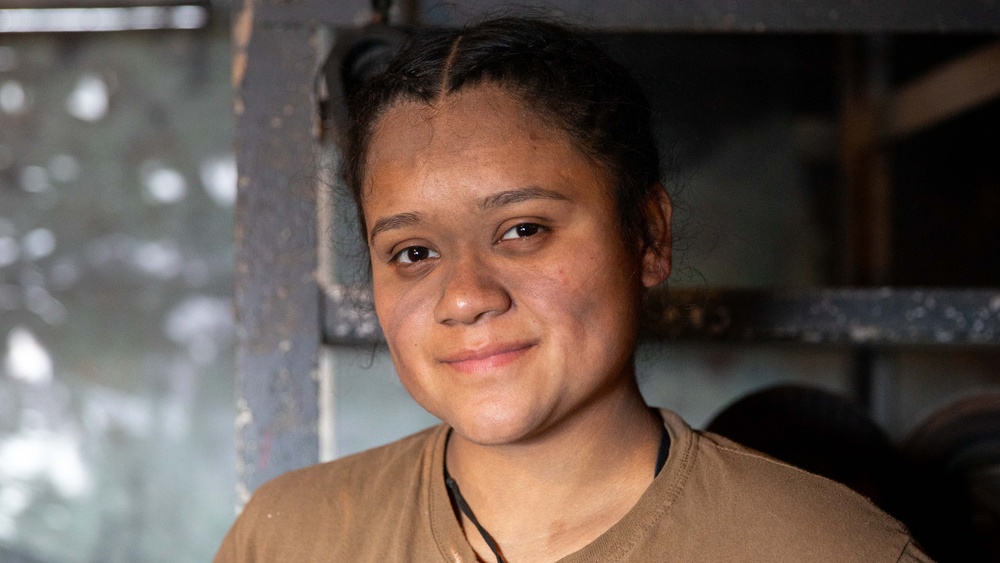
[480,186,570,210]
[368,212,422,245]
[367,187,570,245]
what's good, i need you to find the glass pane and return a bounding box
[0,21,234,563]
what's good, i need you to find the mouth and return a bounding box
[438,342,536,374]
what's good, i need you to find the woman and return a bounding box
[216,17,928,562]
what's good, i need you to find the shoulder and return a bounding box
[694,428,903,528]
[659,410,921,561]
[246,424,443,523]
[215,425,446,562]
[250,424,441,508]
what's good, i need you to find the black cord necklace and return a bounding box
[444,422,670,563]
[444,472,506,563]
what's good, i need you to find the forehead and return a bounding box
[371,86,550,157]
[361,86,604,204]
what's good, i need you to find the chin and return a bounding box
[447,401,548,447]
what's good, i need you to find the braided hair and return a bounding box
[345,17,662,258]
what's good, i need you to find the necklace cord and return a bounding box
[444,473,506,563]
[443,421,670,562]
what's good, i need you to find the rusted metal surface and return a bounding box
[267,0,1000,32]
[252,0,368,27]
[234,5,321,500]
[650,288,1000,345]
[322,285,1000,346]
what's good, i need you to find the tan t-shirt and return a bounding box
[215,409,931,562]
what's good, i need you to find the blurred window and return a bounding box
[0,11,234,563]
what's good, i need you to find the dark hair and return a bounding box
[345,17,662,257]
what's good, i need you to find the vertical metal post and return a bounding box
[233,3,322,503]
[839,34,892,287]
[838,34,894,413]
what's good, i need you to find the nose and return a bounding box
[433,254,511,325]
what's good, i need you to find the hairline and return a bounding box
[357,80,622,209]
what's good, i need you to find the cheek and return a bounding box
[372,279,409,344]
[372,281,448,416]
[511,247,639,332]
[375,294,429,402]
[373,277,437,362]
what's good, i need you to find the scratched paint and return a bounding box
[321,287,1000,346]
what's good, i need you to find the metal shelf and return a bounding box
[322,286,1000,347]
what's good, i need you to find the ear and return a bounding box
[640,183,673,288]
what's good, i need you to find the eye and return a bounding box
[393,246,439,264]
[500,223,544,240]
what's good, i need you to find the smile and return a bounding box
[438,342,536,374]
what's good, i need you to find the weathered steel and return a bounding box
[264,0,1000,33]
[323,286,1000,346]
[234,14,321,499]
[650,288,1000,345]
[253,0,369,28]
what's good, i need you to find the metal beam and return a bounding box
[648,288,1000,345]
[324,286,1000,346]
[261,0,1000,33]
[838,35,893,286]
[234,9,322,500]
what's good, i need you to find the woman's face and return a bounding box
[362,86,668,446]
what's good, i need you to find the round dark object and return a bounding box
[901,394,1000,563]
[706,384,900,510]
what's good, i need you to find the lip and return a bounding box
[438,342,536,374]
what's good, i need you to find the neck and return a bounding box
[445,377,661,562]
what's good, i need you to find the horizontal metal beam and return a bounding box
[323,286,1000,346]
[647,288,1000,345]
[262,0,1000,33]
